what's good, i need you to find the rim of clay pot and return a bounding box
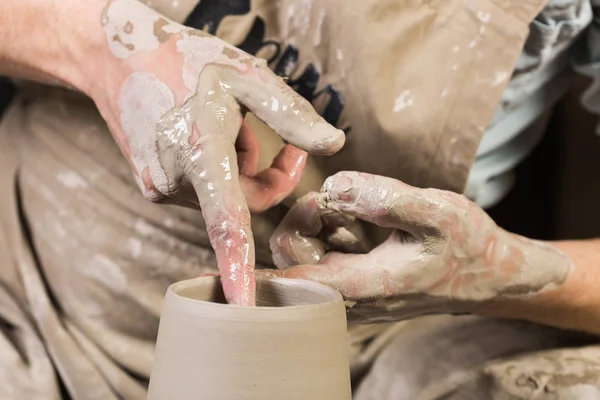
[167,276,344,319]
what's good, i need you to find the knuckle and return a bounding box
[207,218,246,243]
[140,181,179,203]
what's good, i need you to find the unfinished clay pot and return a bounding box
[148,276,351,400]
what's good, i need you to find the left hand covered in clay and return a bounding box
[86,0,345,306]
[260,172,572,323]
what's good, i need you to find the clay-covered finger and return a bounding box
[235,119,260,176]
[185,127,256,307]
[269,192,329,269]
[228,62,345,156]
[240,144,307,212]
[321,171,458,238]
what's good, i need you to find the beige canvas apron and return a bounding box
[3,1,593,399]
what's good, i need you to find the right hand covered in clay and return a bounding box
[261,172,572,323]
[84,0,345,306]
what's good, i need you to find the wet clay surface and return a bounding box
[266,172,572,323]
[148,276,351,399]
[176,275,339,307]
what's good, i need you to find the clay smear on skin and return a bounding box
[222,47,240,60]
[104,0,226,195]
[148,277,351,399]
[102,0,162,59]
[106,0,344,196]
[123,21,134,34]
[153,19,172,43]
[118,72,175,196]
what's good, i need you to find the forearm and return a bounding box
[0,0,106,92]
[479,238,600,335]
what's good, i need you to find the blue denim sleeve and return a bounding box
[574,0,600,134]
[468,0,592,208]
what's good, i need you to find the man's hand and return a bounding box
[0,0,345,306]
[261,172,572,323]
[94,0,345,306]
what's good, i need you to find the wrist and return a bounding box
[52,0,109,95]
[474,239,596,331]
[0,0,107,94]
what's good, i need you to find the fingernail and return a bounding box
[311,123,346,155]
[324,172,358,204]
